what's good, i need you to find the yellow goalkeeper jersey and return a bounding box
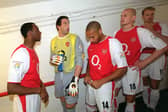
[51,33,77,72]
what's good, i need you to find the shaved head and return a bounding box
[120,8,136,29]
[86,21,101,32]
[85,21,105,43]
[124,8,136,16]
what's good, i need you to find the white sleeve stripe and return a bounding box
[8,48,30,82]
[109,38,128,68]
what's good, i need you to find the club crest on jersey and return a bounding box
[65,42,70,47]
[130,37,136,42]
[13,61,22,70]
[101,49,107,54]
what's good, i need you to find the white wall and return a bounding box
[0,0,168,112]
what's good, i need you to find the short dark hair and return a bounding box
[20,22,34,38]
[142,6,155,15]
[56,16,69,30]
[86,21,101,31]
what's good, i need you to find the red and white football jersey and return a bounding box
[8,44,41,112]
[114,26,167,66]
[88,36,127,80]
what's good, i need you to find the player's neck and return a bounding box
[144,21,154,26]
[122,24,135,32]
[58,32,69,38]
[99,34,106,43]
[24,40,35,49]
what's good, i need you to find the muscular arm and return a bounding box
[91,67,127,89]
[7,83,40,95]
[8,80,49,103]
[101,67,127,83]
[135,46,168,69]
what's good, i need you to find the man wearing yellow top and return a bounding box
[50,16,83,112]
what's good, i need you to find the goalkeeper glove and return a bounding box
[51,54,64,65]
[66,76,79,96]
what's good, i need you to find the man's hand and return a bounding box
[84,74,92,85]
[40,85,49,103]
[133,60,147,70]
[50,54,63,66]
[66,76,79,97]
[90,79,103,89]
[84,74,103,89]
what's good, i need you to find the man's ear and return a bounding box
[142,15,145,21]
[99,29,102,34]
[56,25,60,31]
[132,15,136,23]
[27,30,32,37]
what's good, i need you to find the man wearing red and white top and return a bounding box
[141,6,168,111]
[114,8,168,112]
[84,21,128,112]
[7,22,48,112]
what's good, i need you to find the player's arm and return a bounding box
[155,33,168,44]
[104,39,128,81]
[151,24,168,44]
[74,36,83,78]
[84,62,92,85]
[159,24,168,55]
[66,36,83,96]
[40,80,49,103]
[151,30,168,44]
[135,28,168,69]
[7,48,41,95]
[92,67,127,89]
[135,45,168,69]
[7,83,41,95]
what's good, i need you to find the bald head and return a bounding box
[120,8,136,29]
[86,21,101,32]
[124,8,136,16]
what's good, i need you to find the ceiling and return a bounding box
[0,0,50,8]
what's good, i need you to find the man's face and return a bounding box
[86,29,101,44]
[31,24,41,41]
[142,10,155,23]
[58,18,70,35]
[120,10,135,26]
